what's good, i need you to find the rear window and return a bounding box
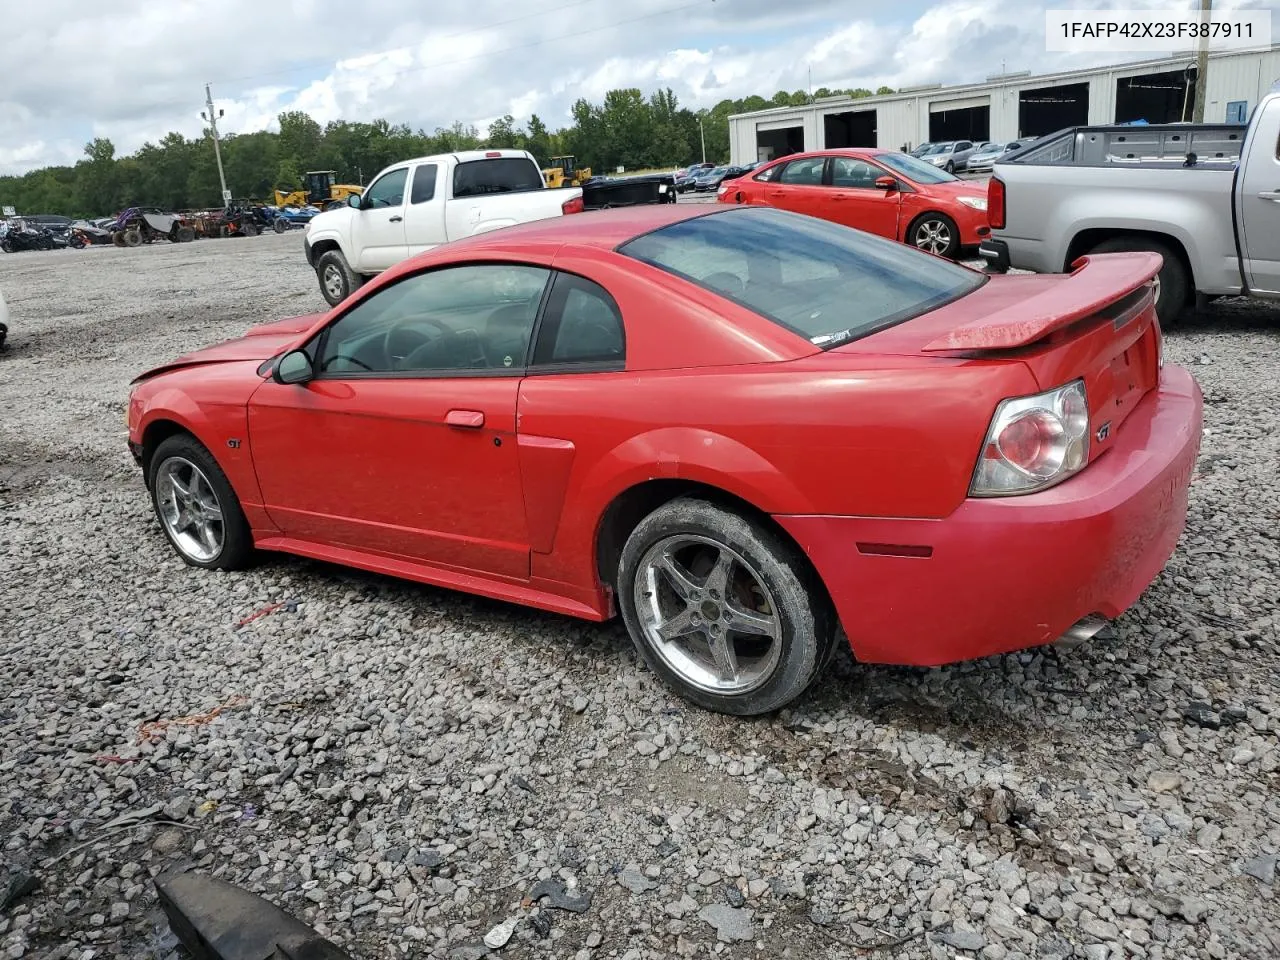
[618,207,984,347]
[452,157,544,198]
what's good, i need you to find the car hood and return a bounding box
[917,179,986,201]
[131,313,324,383]
[305,206,351,236]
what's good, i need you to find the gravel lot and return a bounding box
[1,232,1278,960]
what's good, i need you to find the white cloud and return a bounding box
[0,0,1274,174]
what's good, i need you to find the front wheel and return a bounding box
[273,217,288,234]
[908,212,960,258]
[148,434,253,571]
[616,498,837,716]
[316,249,362,306]
[123,229,142,247]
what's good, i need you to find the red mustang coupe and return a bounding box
[128,205,1201,716]
[718,148,991,259]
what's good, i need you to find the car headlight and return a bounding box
[957,196,987,211]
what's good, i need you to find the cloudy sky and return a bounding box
[1,0,1273,174]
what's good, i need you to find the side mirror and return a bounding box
[273,349,314,385]
[347,194,363,210]
[874,176,898,191]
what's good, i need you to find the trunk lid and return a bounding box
[842,252,1164,460]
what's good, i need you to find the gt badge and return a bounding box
[1095,422,1111,442]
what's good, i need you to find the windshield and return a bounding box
[619,207,984,347]
[921,142,953,155]
[977,143,1003,153]
[877,152,958,184]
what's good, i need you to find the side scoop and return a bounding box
[154,871,354,960]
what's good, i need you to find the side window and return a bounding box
[754,164,779,182]
[533,274,625,368]
[364,168,408,208]
[317,264,551,375]
[829,157,882,189]
[957,141,973,151]
[453,158,544,198]
[779,158,826,185]
[410,164,438,204]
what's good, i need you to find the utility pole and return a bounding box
[1192,0,1211,122]
[201,83,230,207]
[699,116,706,164]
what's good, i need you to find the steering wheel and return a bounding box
[383,316,451,368]
[401,328,489,371]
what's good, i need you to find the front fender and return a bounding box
[130,378,267,512]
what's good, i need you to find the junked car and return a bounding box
[127,204,1201,716]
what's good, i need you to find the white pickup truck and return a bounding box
[303,149,584,305]
[981,82,1280,321]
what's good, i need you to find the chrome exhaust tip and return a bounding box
[1053,614,1114,650]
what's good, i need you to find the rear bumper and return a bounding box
[776,364,1202,666]
[978,238,1011,272]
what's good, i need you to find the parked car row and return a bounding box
[674,161,763,193]
[908,138,1038,173]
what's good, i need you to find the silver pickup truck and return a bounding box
[980,83,1280,321]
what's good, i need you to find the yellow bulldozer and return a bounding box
[541,155,592,188]
[273,170,363,210]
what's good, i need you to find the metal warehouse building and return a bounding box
[729,45,1280,164]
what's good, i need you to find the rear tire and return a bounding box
[316,249,362,306]
[147,434,254,571]
[273,217,289,234]
[123,229,142,247]
[616,497,837,716]
[1086,237,1188,324]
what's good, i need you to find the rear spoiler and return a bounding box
[922,252,1161,352]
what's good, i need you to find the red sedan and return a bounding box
[718,148,991,258]
[128,205,1201,716]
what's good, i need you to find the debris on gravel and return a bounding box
[1,238,1278,958]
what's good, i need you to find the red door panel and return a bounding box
[247,376,530,579]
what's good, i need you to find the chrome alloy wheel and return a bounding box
[322,263,345,302]
[633,534,783,695]
[913,218,952,255]
[155,456,225,562]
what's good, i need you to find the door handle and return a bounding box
[389,215,404,222]
[1258,190,1280,202]
[444,409,485,428]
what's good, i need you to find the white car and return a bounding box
[303,149,585,305]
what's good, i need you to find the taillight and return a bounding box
[988,176,1005,230]
[970,380,1089,496]
[561,196,584,215]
